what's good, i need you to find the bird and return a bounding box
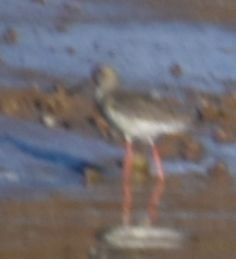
[92,65,191,226]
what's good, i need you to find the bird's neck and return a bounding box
[95,85,116,103]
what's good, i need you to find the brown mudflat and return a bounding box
[0,85,235,259]
[0,85,236,146]
[133,0,236,24]
[0,174,236,259]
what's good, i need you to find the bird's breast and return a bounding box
[106,106,187,141]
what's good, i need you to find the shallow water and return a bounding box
[1,22,236,92]
[0,115,234,198]
[0,1,236,92]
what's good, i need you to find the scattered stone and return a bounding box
[32,0,46,4]
[195,107,205,122]
[60,120,71,130]
[45,85,73,113]
[52,83,70,96]
[1,99,20,115]
[66,46,76,56]
[2,27,18,44]
[40,113,58,128]
[180,137,204,162]
[220,47,235,54]
[90,110,110,139]
[84,168,103,186]
[169,63,183,78]
[55,22,68,33]
[0,84,102,136]
[33,98,44,111]
[0,57,5,65]
[166,175,183,190]
[196,96,219,122]
[158,135,203,162]
[31,83,41,92]
[214,127,236,143]
[195,94,236,126]
[207,161,230,184]
[132,152,150,184]
[63,3,81,13]
[223,80,236,94]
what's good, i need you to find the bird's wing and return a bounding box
[106,90,188,121]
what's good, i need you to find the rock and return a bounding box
[0,57,5,65]
[117,152,149,184]
[180,137,204,162]
[214,127,236,143]
[132,152,150,184]
[52,83,70,95]
[89,110,110,139]
[31,83,41,92]
[158,135,180,159]
[66,46,76,56]
[40,113,58,128]
[2,99,19,115]
[158,135,203,162]
[32,0,46,4]
[214,127,227,142]
[55,22,68,33]
[60,120,71,130]
[195,93,236,125]
[33,98,44,111]
[207,161,230,184]
[63,3,81,13]
[169,64,183,78]
[195,95,219,122]
[2,27,18,44]
[45,86,72,113]
[84,168,103,186]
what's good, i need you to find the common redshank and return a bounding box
[92,65,191,226]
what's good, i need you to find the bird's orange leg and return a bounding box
[122,139,134,226]
[148,142,166,224]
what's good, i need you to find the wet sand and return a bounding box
[0,78,235,259]
[0,175,236,259]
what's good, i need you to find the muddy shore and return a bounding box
[0,69,235,259]
[0,174,236,259]
[0,0,236,259]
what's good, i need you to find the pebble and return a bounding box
[214,127,235,143]
[132,152,149,184]
[207,161,230,184]
[84,168,103,186]
[40,113,58,128]
[181,137,204,162]
[169,64,183,78]
[2,99,19,115]
[2,27,18,44]
[32,0,46,4]
[66,46,76,56]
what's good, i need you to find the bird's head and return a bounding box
[91,65,119,101]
